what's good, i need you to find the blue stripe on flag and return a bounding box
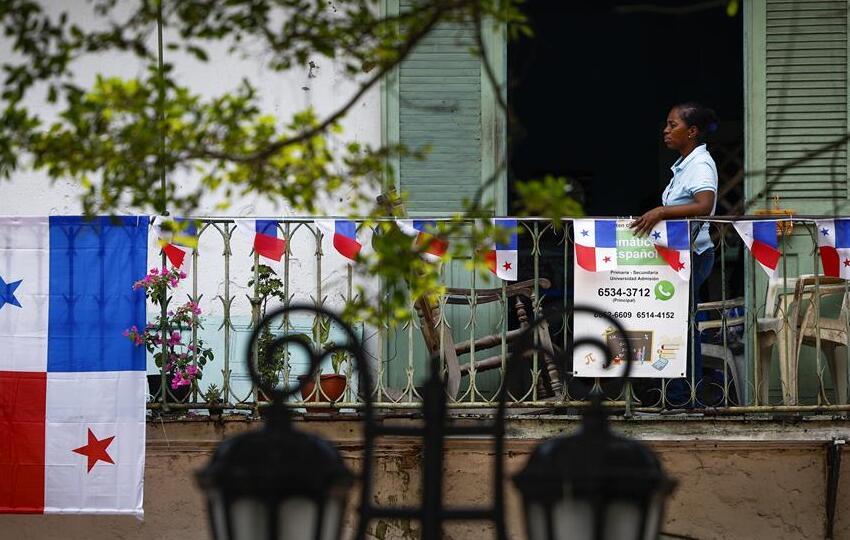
[665,221,690,250]
[335,220,357,240]
[47,216,148,372]
[256,220,277,238]
[413,220,436,234]
[594,220,617,248]
[495,219,518,250]
[836,219,850,249]
[175,217,197,237]
[752,221,778,248]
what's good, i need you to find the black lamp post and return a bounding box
[196,303,675,540]
[512,310,676,540]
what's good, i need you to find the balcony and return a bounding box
[146,216,850,417]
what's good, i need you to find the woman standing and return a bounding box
[630,102,719,405]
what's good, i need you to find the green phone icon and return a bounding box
[654,280,675,301]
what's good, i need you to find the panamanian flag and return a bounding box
[649,220,691,281]
[733,220,781,277]
[154,216,197,270]
[485,219,518,281]
[0,216,147,516]
[573,219,617,272]
[816,219,850,279]
[235,219,286,262]
[316,220,362,262]
[397,220,449,263]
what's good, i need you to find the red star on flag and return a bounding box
[676,262,686,271]
[603,256,611,263]
[73,428,116,473]
[844,258,850,267]
[502,261,512,271]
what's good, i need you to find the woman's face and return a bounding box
[663,107,696,152]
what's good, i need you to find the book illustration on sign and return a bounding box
[653,342,681,371]
[604,329,653,367]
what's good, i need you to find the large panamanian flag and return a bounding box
[0,216,147,516]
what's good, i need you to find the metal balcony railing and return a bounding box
[145,216,850,416]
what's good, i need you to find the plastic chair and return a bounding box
[697,298,746,404]
[793,277,850,405]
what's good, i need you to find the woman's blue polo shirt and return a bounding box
[661,143,718,254]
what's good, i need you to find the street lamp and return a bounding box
[196,303,674,540]
[196,306,366,540]
[512,312,676,540]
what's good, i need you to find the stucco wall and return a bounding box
[2,416,849,540]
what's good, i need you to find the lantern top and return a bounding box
[513,403,675,503]
[196,423,353,499]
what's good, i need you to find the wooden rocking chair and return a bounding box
[378,189,564,400]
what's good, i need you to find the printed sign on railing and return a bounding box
[573,219,689,378]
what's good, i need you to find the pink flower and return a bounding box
[185,364,199,377]
[170,371,189,389]
[150,267,159,275]
[168,331,182,346]
[179,271,187,279]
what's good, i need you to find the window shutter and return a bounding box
[395,1,485,215]
[764,0,848,200]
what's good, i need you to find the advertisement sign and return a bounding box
[573,219,690,378]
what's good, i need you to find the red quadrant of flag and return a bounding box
[0,371,46,513]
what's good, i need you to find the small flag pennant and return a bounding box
[649,220,691,280]
[573,219,617,272]
[155,217,197,269]
[316,220,362,262]
[235,219,286,262]
[0,216,147,516]
[397,220,449,263]
[733,221,781,277]
[486,219,518,281]
[816,219,850,279]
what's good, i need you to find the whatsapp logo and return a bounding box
[654,280,675,301]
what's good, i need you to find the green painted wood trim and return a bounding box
[480,17,508,215]
[744,0,766,209]
[381,0,401,193]
[743,1,765,404]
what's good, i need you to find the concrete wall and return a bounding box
[3,416,850,540]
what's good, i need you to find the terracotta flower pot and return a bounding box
[298,373,347,403]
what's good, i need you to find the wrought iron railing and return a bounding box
[145,216,850,415]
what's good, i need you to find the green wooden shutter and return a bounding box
[749,0,849,210]
[745,1,850,403]
[384,0,506,215]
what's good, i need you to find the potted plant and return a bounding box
[248,264,289,398]
[298,315,349,404]
[204,383,224,421]
[125,266,214,402]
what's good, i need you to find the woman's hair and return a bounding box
[673,102,718,141]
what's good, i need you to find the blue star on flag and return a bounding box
[821,228,830,236]
[0,275,22,310]
[580,229,589,237]
[651,230,662,240]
